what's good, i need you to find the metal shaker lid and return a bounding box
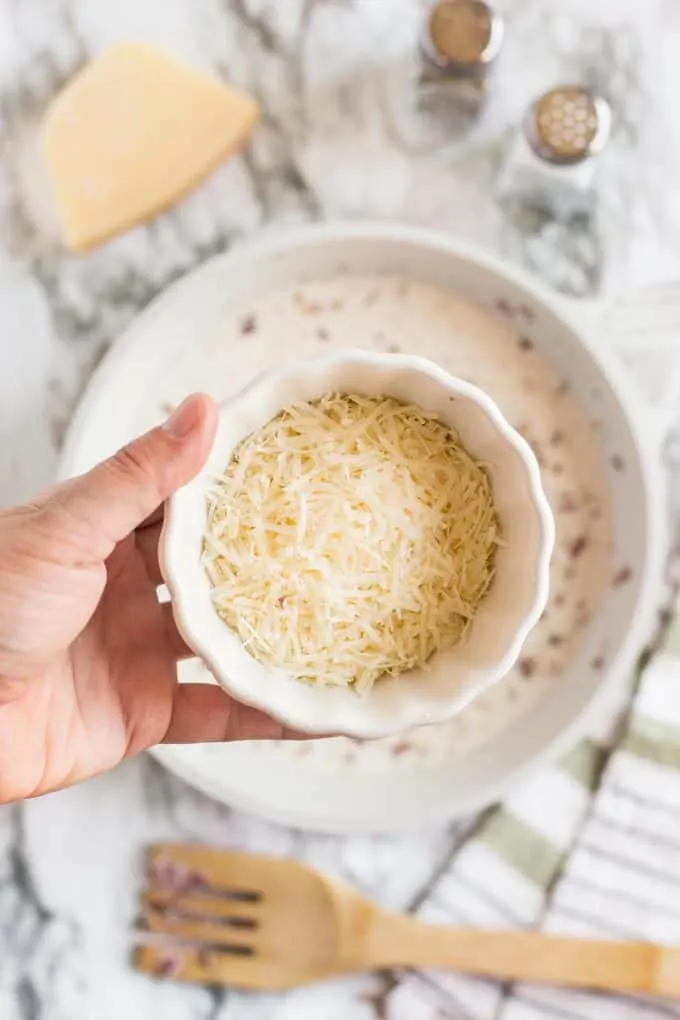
[422,0,504,72]
[526,87,612,165]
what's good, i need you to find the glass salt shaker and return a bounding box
[499,86,612,219]
[498,86,613,295]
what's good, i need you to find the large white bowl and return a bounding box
[161,350,554,738]
[60,223,669,831]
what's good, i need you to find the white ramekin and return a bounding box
[161,348,554,738]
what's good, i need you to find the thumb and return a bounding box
[53,394,218,554]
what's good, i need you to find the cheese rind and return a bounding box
[43,42,260,252]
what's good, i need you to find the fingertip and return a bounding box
[163,393,218,444]
[155,392,218,497]
[201,393,220,450]
[173,393,219,480]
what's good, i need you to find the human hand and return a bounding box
[0,394,298,804]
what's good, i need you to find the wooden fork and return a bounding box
[135,843,680,995]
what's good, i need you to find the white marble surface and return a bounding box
[3,1,680,1017]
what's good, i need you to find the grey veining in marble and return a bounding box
[3,0,680,1017]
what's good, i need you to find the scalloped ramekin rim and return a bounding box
[161,349,555,738]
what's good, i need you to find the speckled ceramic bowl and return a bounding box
[161,349,554,738]
[62,223,670,829]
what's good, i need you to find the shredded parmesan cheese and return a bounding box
[203,393,499,693]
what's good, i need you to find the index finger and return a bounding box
[162,684,306,743]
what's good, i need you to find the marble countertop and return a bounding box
[3,1,680,1017]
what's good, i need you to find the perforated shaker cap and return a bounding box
[422,0,504,71]
[526,87,611,165]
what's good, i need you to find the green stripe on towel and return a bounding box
[623,715,680,770]
[479,809,562,888]
[663,617,680,659]
[560,739,607,791]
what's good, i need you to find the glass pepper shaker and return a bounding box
[418,0,504,127]
[383,0,503,150]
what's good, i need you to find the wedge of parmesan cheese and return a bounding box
[204,394,499,693]
[43,43,259,252]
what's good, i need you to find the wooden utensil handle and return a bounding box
[370,917,680,996]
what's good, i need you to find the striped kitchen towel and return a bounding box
[387,284,680,1020]
[390,622,680,1020]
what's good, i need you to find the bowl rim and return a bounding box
[161,347,555,737]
